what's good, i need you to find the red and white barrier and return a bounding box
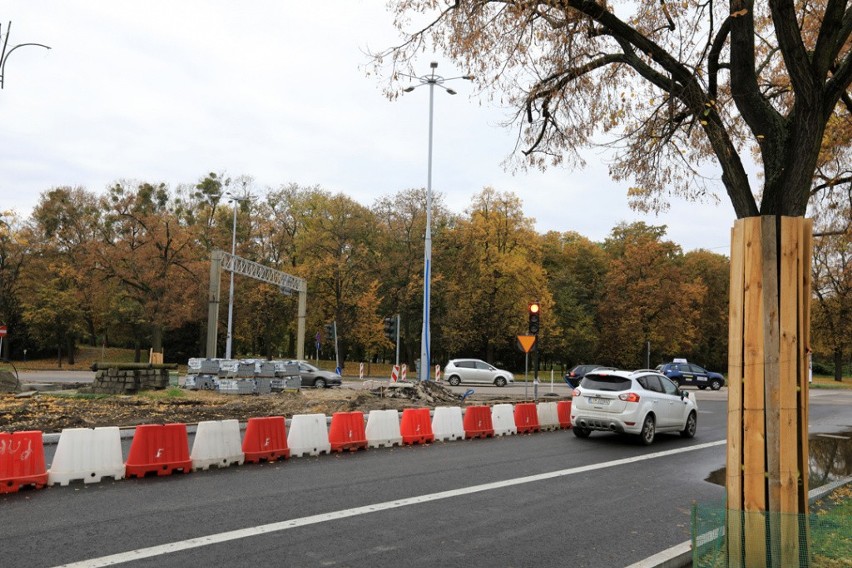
[432,406,464,441]
[48,427,124,486]
[365,409,402,448]
[191,419,244,471]
[536,402,560,431]
[287,414,331,457]
[1,431,48,493]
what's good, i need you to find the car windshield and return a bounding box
[300,363,318,372]
[580,375,632,391]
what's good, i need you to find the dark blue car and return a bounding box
[656,360,725,390]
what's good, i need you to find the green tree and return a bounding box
[0,211,30,358]
[541,230,609,369]
[96,181,205,360]
[682,249,730,371]
[296,190,382,368]
[29,187,105,347]
[372,187,453,365]
[599,223,704,367]
[441,187,556,365]
[811,190,851,379]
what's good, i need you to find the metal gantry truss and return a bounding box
[220,251,306,294]
[206,250,307,360]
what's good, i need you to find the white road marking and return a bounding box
[55,439,725,567]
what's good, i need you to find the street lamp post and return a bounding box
[225,192,251,359]
[0,21,51,89]
[402,62,473,381]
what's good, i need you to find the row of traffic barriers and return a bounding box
[1,401,572,494]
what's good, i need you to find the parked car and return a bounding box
[564,364,612,388]
[444,359,514,387]
[656,360,725,390]
[570,369,698,445]
[287,360,342,388]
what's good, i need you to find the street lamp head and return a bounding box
[446,88,457,95]
[430,61,438,69]
[463,74,475,80]
[403,86,415,92]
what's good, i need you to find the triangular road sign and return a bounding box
[517,335,536,353]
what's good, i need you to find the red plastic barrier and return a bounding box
[463,406,495,439]
[329,411,368,452]
[125,423,192,478]
[514,403,541,434]
[243,416,290,463]
[557,400,573,429]
[0,431,48,494]
[400,408,435,445]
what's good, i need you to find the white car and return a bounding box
[443,359,514,387]
[570,369,698,445]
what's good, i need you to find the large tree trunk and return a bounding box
[727,217,812,567]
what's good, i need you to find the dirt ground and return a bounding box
[0,379,511,434]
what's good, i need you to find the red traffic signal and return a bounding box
[528,301,541,334]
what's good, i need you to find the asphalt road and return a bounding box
[3,381,850,568]
[1,391,850,568]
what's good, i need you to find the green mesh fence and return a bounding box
[692,499,852,567]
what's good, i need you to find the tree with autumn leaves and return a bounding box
[2,180,736,372]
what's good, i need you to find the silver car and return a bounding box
[444,359,514,387]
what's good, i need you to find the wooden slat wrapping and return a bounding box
[779,217,801,563]
[727,222,746,567]
[742,217,767,567]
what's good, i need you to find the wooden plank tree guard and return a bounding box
[727,216,812,567]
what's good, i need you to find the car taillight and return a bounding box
[619,392,640,403]
[569,372,576,377]
[572,388,581,397]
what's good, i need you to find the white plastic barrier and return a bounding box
[48,427,125,486]
[491,404,517,436]
[365,409,402,448]
[431,406,464,441]
[191,419,245,470]
[537,402,560,431]
[287,413,331,457]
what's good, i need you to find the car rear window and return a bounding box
[580,375,632,391]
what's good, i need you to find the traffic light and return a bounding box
[383,316,397,341]
[528,301,541,335]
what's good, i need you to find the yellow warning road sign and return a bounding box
[517,335,536,353]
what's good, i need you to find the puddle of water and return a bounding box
[706,430,852,487]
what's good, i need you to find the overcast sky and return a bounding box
[2,1,743,253]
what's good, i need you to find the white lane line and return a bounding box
[55,439,725,568]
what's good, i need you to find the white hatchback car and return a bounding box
[570,369,698,445]
[443,359,514,387]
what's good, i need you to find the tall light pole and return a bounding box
[402,62,473,381]
[0,21,51,89]
[225,192,251,359]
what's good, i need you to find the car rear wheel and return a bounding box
[573,426,591,438]
[710,379,722,391]
[681,411,697,438]
[314,378,326,389]
[640,415,656,445]
[494,377,507,387]
[448,376,461,386]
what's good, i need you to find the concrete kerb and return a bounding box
[626,475,852,568]
[624,541,691,568]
